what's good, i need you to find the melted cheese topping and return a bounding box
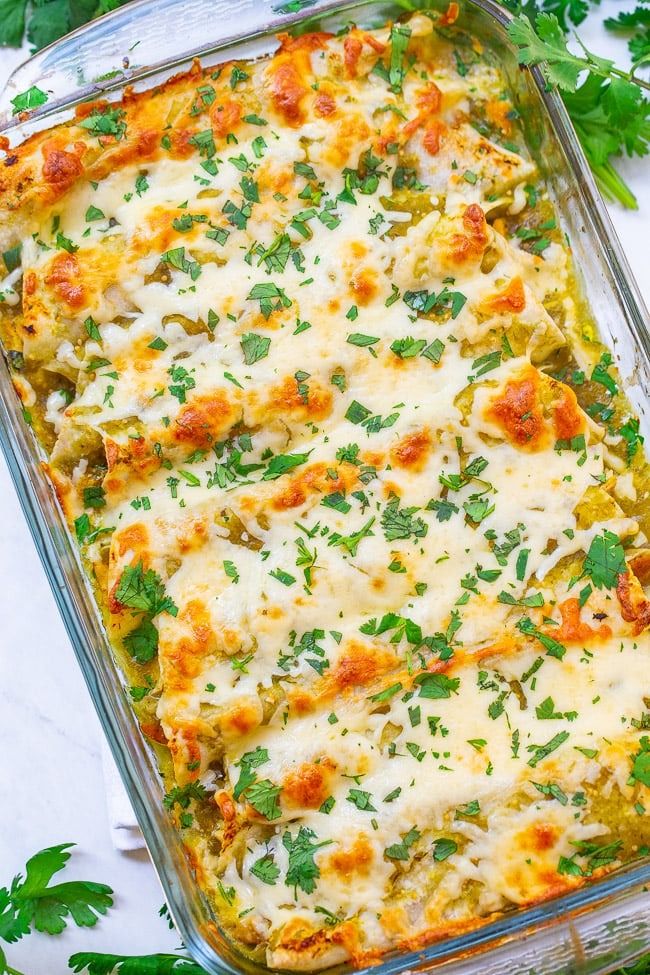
[1,11,649,970]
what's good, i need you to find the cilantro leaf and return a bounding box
[605,6,650,64]
[27,0,71,50]
[507,13,584,91]
[245,780,282,820]
[162,783,207,812]
[327,516,375,557]
[115,562,178,618]
[11,85,48,115]
[432,837,458,861]
[543,0,589,30]
[381,497,428,543]
[508,13,650,208]
[629,736,650,788]
[233,747,269,800]
[0,0,27,46]
[385,827,420,861]
[240,332,271,365]
[250,854,280,885]
[262,451,311,481]
[346,789,377,812]
[527,731,570,767]
[123,619,159,663]
[582,530,626,589]
[415,673,460,699]
[0,844,113,950]
[516,616,566,659]
[79,106,127,141]
[283,827,331,895]
[69,953,207,974]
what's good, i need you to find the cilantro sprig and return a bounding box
[0,844,113,975]
[507,12,650,208]
[115,562,178,664]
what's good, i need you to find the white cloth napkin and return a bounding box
[101,738,145,851]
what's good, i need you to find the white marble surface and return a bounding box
[0,7,648,972]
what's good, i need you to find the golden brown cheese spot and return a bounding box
[314,89,337,117]
[343,35,364,78]
[390,428,432,472]
[551,598,612,644]
[104,435,161,480]
[277,30,333,53]
[283,760,335,809]
[140,721,167,744]
[450,204,489,266]
[423,120,445,156]
[349,267,378,305]
[45,252,86,310]
[164,637,208,689]
[403,83,442,140]
[274,917,359,964]
[176,517,210,555]
[617,570,650,634]
[271,461,357,511]
[265,375,333,423]
[135,205,185,254]
[379,906,409,939]
[99,127,159,171]
[324,114,372,169]
[330,641,395,693]
[183,598,218,652]
[23,270,37,297]
[485,368,548,452]
[342,30,386,78]
[532,822,558,852]
[116,522,149,558]
[219,698,262,738]
[327,835,374,878]
[210,98,242,138]
[42,142,85,195]
[167,128,198,160]
[480,276,526,315]
[171,391,238,447]
[266,39,320,126]
[552,384,584,442]
[286,687,316,716]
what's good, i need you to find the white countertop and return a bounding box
[0,8,648,971]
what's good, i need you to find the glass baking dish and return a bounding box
[1,0,649,972]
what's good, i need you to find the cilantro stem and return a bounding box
[572,34,650,92]
[600,64,650,94]
[592,160,639,209]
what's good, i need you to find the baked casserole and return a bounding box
[1,8,649,969]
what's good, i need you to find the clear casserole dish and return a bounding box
[0,1,650,973]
